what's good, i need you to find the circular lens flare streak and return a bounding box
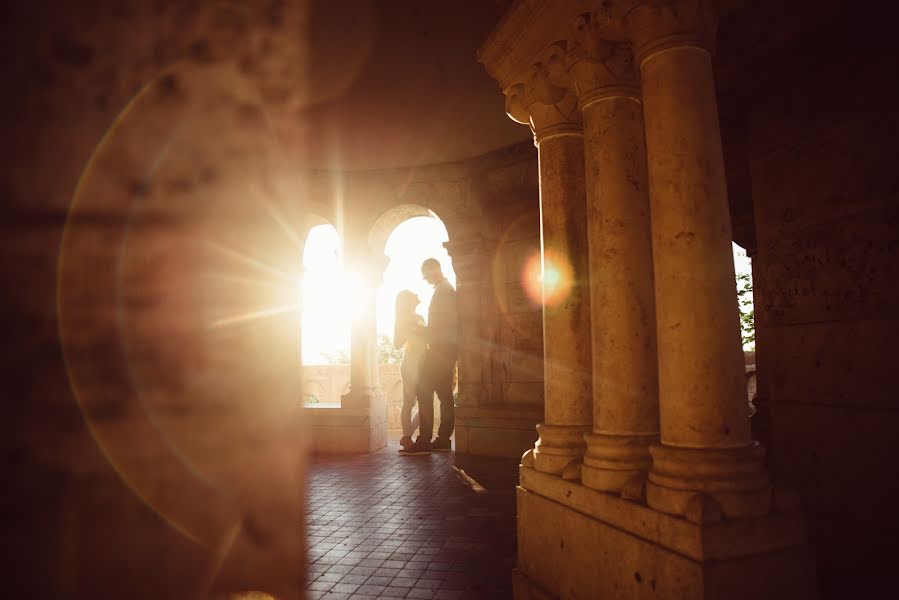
[522,249,573,307]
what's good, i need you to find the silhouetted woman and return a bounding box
[394,290,426,452]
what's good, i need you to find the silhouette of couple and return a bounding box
[393,258,458,455]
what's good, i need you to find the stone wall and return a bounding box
[454,145,545,457]
[717,1,899,595]
[483,157,545,409]
[302,363,444,433]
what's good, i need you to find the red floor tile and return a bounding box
[307,442,518,598]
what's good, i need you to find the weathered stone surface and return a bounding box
[717,1,899,593]
[517,484,816,600]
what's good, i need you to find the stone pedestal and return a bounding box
[513,467,817,600]
[303,391,387,454]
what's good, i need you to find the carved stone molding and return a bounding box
[568,13,640,108]
[614,0,719,64]
[480,0,721,89]
[479,0,595,90]
[504,44,582,144]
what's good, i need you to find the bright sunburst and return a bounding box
[301,224,355,365]
[298,216,455,365]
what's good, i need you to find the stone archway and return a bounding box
[367,203,439,253]
[367,204,455,441]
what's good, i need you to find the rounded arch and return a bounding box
[301,219,340,267]
[367,203,437,253]
[299,212,336,258]
[367,205,457,356]
[300,220,352,366]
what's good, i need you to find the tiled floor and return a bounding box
[306,443,519,599]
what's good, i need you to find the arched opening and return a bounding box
[301,223,352,366]
[369,207,457,439]
[300,222,356,407]
[376,216,456,351]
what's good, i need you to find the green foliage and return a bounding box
[736,272,755,349]
[304,392,320,404]
[378,334,404,364]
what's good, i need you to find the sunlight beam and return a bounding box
[202,273,291,289]
[255,191,305,251]
[206,241,297,282]
[208,304,300,330]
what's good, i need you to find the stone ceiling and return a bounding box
[292,0,531,170]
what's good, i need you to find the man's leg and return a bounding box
[416,353,435,444]
[401,354,434,455]
[435,349,456,443]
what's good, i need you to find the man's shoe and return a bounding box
[399,438,431,455]
[431,437,452,452]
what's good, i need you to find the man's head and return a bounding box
[421,258,443,285]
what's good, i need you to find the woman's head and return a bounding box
[395,290,419,314]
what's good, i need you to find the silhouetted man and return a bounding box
[401,258,458,455]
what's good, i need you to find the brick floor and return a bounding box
[306,442,519,599]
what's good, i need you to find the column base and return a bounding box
[302,391,387,454]
[581,432,658,493]
[455,405,541,458]
[517,466,817,600]
[646,442,771,520]
[533,423,590,477]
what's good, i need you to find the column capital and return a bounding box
[504,43,582,144]
[615,0,719,65]
[569,12,640,109]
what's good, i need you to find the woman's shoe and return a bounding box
[399,436,414,452]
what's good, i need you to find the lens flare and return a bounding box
[522,249,573,307]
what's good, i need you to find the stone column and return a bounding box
[569,17,660,494]
[625,0,770,519]
[343,253,387,409]
[445,235,490,408]
[369,280,381,392]
[506,53,592,477]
